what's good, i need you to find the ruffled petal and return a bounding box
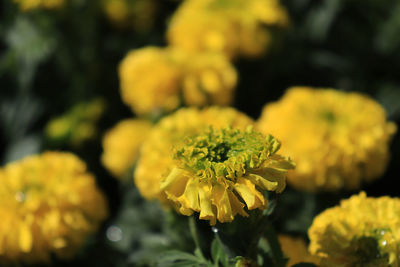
[198,183,216,225]
[246,173,279,192]
[161,167,189,196]
[227,191,248,217]
[234,177,266,210]
[178,178,200,211]
[211,184,234,223]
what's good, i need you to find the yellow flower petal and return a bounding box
[198,184,216,225]
[234,178,265,210]
[19,223,33,253]
[212,184,234,223]
[227,191,248,218]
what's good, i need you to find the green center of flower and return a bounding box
[173,127,280,182]
[350,231,390,266]
[321,110,336,123]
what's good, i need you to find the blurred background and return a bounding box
[1,0,400,266]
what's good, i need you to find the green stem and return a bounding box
[246,211,266,260]
[265,223,286,267]
[189,216,206,260]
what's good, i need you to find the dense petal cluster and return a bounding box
[134,107,294,225]
[134,107,255,204]
[167,0,289,58]
[257,87,397,192]
[181,52,237,107]
[278,235,320,266]
[101,119,152,178]
[0,152,108,264]
[119,47,237,116]
[102,0,157,32]
[119,47,182,116]
[161,127,294,225]
[308,192,400,266]
[45,98,105,147]
[13,0,64,10]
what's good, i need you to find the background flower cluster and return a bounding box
[1,0,400,266]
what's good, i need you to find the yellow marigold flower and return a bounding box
[0,152,108,264]
[101,119,152,178]
[102,0,157,32]
[134,107,256,204]
[119,47,237,115]
[308,192,400,266]
[13,0,64,10]
[45,98,105,147]
[161,127,294,225]
[181,52,237,107]
[257,87,397,192]
[278,235,320,266]
[119,47,182,116]
[167,0,289,58]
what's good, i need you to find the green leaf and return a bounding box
[211,237,229,267]
[157,250,207,267]
[264,225,288,267]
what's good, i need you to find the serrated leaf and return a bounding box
[157,250,205,265]
[211,237,229,267]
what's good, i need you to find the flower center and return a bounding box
[321,110,336,123]
[173,126,280,182]
[350,232,390,266]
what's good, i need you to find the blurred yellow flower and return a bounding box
[181,52,237,107]
[13,0,64,10]
[134,107,255,205]
[119,47,182,116]
[257,87,397,192]
[167,0,289,58]
[119,47,237,116]
[101,119,152,178]
[45,98,105,147]
[161,127,294,225]
[102,0,157,32]
[308,192,400,266]
[278,235,320,266]
[0,152,108,264]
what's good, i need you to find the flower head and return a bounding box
[13,0,64,10]
[119,47,237,116]
[134,107,255,204]
[161,127,294,225]
[119,47,182,116]
[308,192,400,266]
[181,52,237,107]
[257,87,397,192]
[0,152,108,264]
[101,119,152,178]
[167,0,289,58]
